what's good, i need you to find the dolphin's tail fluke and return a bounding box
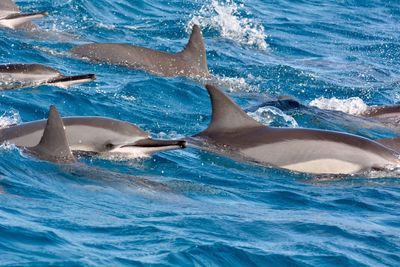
[0,11,48,29]
[179,24,209,77]
[27,106,76,163]
[47,74,96,88]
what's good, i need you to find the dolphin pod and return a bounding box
[0,0,47,30]
[70,25,209,78]
[0,64,96,90]
[187,85,400,175]
[0,106,186,160]
[1,2,400,179]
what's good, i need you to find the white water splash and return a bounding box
[248,107,298,128]
[189,0,268,50]
[197,74,259,93]
[309,97,368,116]
[0,110,21,129]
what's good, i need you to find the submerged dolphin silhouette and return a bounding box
[0,64,96,90]
[70,25,209,77]
[0,0,47,29]
[0,106,186,159]
[188,85,400,175]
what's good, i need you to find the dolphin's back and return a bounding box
[0,64,60,76]
[70,25,209,77]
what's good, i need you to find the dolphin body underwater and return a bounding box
[187,85,400,175]
[0,106,186,159]
[247,96,400,135]
[70,25,209,78]
[0,0,47,30]
[0,64,96,89]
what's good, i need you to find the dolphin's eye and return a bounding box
[105,143,115,149]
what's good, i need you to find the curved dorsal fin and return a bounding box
[28,105,76,163]
[197,85,262,135]
[179,24,208,75]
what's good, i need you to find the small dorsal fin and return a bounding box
[197,85,262,135]
[179,24,208,75]
[28,105,76,163]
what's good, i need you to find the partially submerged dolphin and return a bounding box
[188,85,400,175]
[249,97,400,133]
[7,106,179,193]
[0,106,186,158]
[70,25,209,77]
[0,0,47,30]
[0,64,96,90]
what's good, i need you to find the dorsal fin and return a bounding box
[28,105,76,163]
[197,85,262,135]
[179,24,208,75]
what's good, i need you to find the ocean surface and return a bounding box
[1,0,400,266]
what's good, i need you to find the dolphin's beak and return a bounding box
[122,139,187,149]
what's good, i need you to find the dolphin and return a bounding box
[0,64,96,90]
[0,0,47,30]
[249,97,400,133]
[0,106,186,158]
[361,105,400,123]
[69,25,209,78]
[187,85,400,175]
[9,106,179,193]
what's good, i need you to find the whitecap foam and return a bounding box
[197,74,259,93]
[189,0,268,50]
[248,106,298,128]
[96,22,116,30]
[0,110,21,129]
[309,97,368,115]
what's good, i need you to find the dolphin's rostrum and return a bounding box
[188,85,400,175]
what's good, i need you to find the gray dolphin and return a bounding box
[10,106,178,193]
[0,106,186,158]
[70,25,209,77]
[249,97,400,133]
[361,105,400,122]
[0,0,47,30]
[188,85,400,175]
[0,64,96,90]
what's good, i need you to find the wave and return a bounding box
[189,0,268,50]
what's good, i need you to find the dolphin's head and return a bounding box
[62,117,186,157]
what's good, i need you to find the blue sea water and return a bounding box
[1,0,400,266]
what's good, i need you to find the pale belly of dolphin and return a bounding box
[241,140,398,174]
